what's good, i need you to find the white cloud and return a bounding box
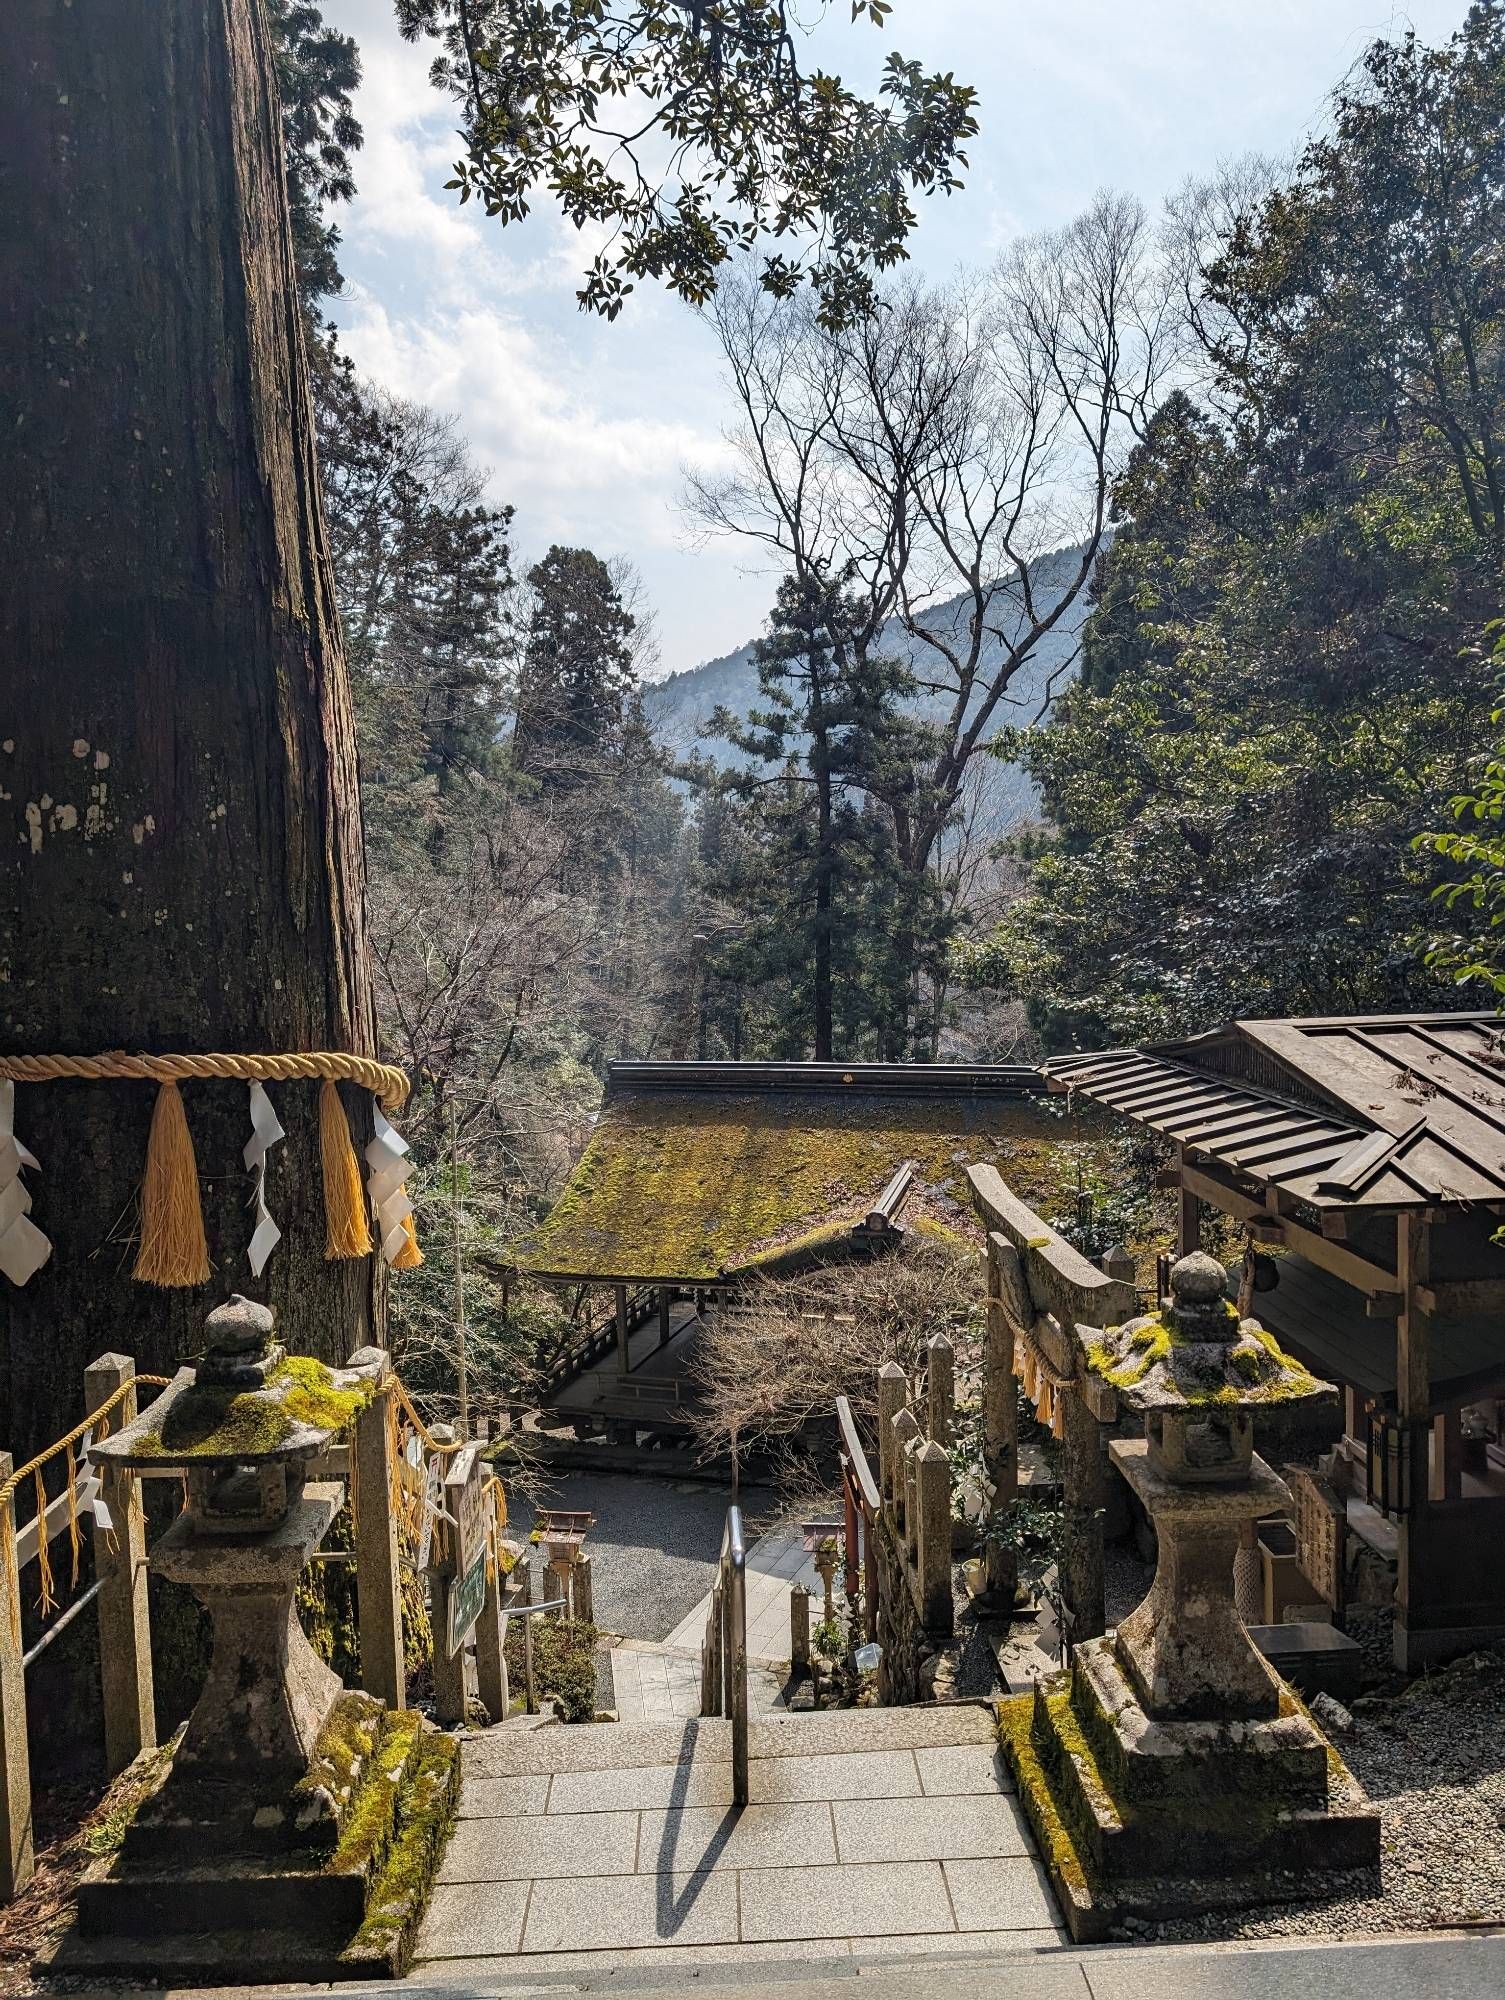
[338,296,730,553]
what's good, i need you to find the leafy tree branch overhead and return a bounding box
[393,0,979,321]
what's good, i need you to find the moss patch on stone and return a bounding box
[509,1086,1105,1281]
[1083,1308,1325,1408]
[997,1694,1103,1938]
[328,1709,424,1883]
[340,1727,460,1976]
[131,1355,374,1459]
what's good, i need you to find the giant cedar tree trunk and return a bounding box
[0,0,379,1465]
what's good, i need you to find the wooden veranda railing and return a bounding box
[536,1285,659,1400]
[835,1393,880,1644]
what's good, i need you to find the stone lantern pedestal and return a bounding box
[43,1299,460,1985]
[1001,1255,1381,1942]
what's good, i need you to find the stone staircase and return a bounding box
[412,1699,1066,1977]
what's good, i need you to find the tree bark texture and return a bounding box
[0,0,379,1463]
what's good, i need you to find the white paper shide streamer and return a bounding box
[0,1080,52,1286]
[242,1080,285,1277]
[365,1105,415,1266]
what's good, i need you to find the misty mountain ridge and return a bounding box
[643,542,1094,828]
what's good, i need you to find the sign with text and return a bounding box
[446,1548,488,1658]
[443,1443,486,1580]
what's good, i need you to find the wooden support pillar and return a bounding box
[0,1453,33,1903]
[615,1283,630,1375]
[352,1369,405,1712]
[915,1441,954,1636]
[982,1235,1020,1610]
[428,1422,466,1726]
[475,1562,510,1725]
[84,1354,155,1777]
[1177,1170,1200,1258]
[1434,1409,1463,1503]
[518,1559,537,1714]
[1059,1387,1106,1645]
[1395,1212,1433,1670]
[926,1333,955,1447]
[658,1286,672,1348]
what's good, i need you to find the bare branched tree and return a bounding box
[687,196,1174,902]
[687,1235,981,1466]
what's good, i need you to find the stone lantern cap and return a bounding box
[91,1294,383,1472]
[1081,1252,1332,1416]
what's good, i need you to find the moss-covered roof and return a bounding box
[509,1081,1090,1282]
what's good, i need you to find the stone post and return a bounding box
[876,1362,906,1504]
[1234,1520,1263,1624]
[84,1354,155,1776]
[892,1408,920,1537]
[0,1453,32,1902]
[1059,1387,1107,1645]
[573,1552,595,1626]
[915,1440,954,1635]
[790,1584,811,1674]
[982,1235,1021,1610]
[926,1333,955,1447]
[1101,1244,1135,1286]
[352,1364,405,1711]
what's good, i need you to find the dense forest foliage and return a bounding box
[270,1,1505,1414]
[960,5,1505,1048]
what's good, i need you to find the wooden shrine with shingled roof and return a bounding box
[1042,1009,1505,1669]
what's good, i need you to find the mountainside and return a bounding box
[644,542,1095,830]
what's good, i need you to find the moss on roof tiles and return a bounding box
[509,1087,1088,1282]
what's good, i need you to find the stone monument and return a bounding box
[44,1298,459,1983]
[1001,1254,1380,1941]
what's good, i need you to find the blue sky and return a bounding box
[321,1,1468,678]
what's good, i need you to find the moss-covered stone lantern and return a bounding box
[999,1254,1381,1941]
[47,1300,460,1985]
[91,1295,383,1774]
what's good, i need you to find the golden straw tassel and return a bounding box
[392,1208,423,1269]
[134,1081,210,1286]
[319,1078,373,1259]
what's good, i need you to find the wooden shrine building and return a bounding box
[507,1060,1051,1440]
[1043,1010,1505,1669]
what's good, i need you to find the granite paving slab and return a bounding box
[637,1801,837,1872]
[464,1717,731,1778]
[521,1870,741,1953]
[455,1774,551,1819]
[942,1856,1063,1931]
[416,1881,531,1960]
[437,1808,640,1884]
[749,1748,922,1804]
[914,1743,1015,1796]
[832,1793,1034,1864]
[737,1859,958,1943]
[546,1759,736,1814]
[749,1701,994,1759]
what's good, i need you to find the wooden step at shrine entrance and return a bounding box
[413,1702,1066,1977]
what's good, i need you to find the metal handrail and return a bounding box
[700,1505,748,1806]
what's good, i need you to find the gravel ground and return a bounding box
[508,1470,775,1641]
[1140,1643,1505,1943]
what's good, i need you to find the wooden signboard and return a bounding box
[443,1443,486,1579]
[441,1444,489,1656]
[446,1549,488,1659]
